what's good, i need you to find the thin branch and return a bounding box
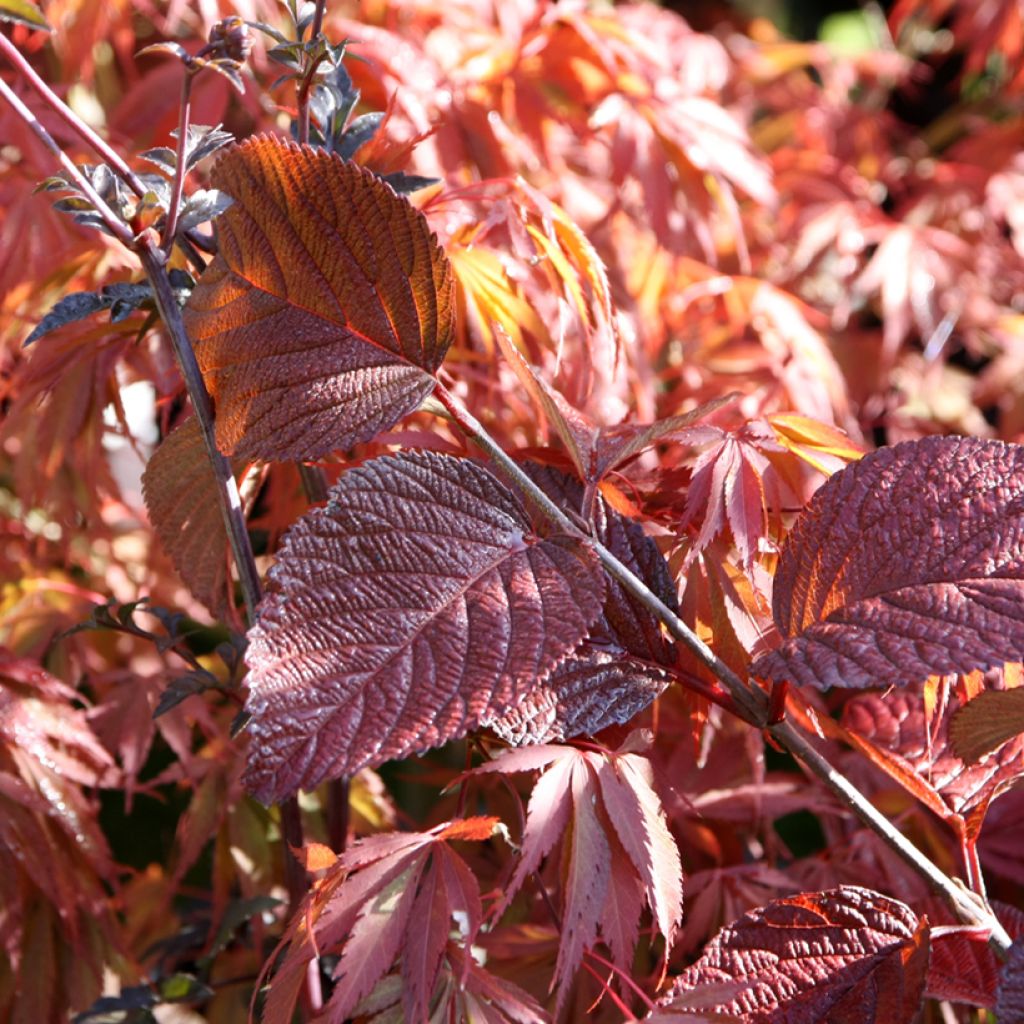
[0,31,147,198]
[295,0,328,146]
[0,77,135,247]
[434,381,1014,957]
[160,69,195,250]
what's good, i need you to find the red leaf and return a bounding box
[185,135,454,461]
[142,416,242,618]
[243,451,605,802]
[926,926,1000,1008]
[655,886,929,1023]
[998,940,1024,1023]
[950,685,1024,763]
[753,437,1024,690]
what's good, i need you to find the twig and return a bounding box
[295,0,328,146]
[0,31,147,198]
[160,69,195,249]
[434,382,1015,957]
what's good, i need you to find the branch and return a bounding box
[433,382,1014,956]
[160,69,196,250]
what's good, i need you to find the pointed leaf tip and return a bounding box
[184,134,454,461]
[753,436,1024,691]
[242,451,605,802]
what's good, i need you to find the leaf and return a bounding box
[473,743,681,1001]
[174,189,233,234]
[753,437,1024,691]
[926,926,1000,1008]
[184,135,454,461]
[0,0,49,30]
[25,283,153,346]
[654,887,929,1023]
[243,451,605,802]
[950,686,1024,764]
[997,940,1024,1023]
[142,416,243,619]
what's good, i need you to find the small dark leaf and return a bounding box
[0,0,49,31]
[154,670,220,718]
[175,189,233,233]
[176,124,235,171]
[753,437,1024,690]
[25,291,110,345]
[140,147,177,177]
[246,19,290,45]
[338,112,384,160]
[157,974,213,1003]
[381,171,440,195]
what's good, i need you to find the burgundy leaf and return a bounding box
[142,416,242,618]
[950,685,1024,764]
[997,940,1024,1023]
[483,466,675,744]
[753,437,1024,690]
[655,886,929,1023]
[243,451,605,802]
[184,135,454,461]
[926,926,1000,1008]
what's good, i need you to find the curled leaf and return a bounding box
[185,134,454,460]
[753,437,1024,690]
[243,451,604,802]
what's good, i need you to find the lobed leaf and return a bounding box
[184,134,454,461]
[243,451,605,802]
[753,437,1024,690]
[654,886,929,1023]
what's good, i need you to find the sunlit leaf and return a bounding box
[753,437,1024,690]
[185,135,454,460]
[950,685,1024,764]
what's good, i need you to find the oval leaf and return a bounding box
[184,134,454,461]
[142,417,244,618]
[243,451,605,802]
[753,437,1024,690]
[654,886,929,1023]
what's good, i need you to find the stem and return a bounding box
[295,0,328,146]
[434,382,1014,957]
[139,240,262,620]
[0,32,147,198]
[161,69,195,250]
[0,77,135,247]
[278,796,309,916]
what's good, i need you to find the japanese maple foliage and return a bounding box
[5,0,1024,1022]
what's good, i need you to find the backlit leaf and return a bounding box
[185,134,454,461]
[753,437,1024,690]
[654,887,928,1023]
[950,685,1024,764]
[243,451,605,802]
[142,416,243,619]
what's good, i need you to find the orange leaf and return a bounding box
[185,135,454,461]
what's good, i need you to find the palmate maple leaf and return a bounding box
[472,741,683,1013]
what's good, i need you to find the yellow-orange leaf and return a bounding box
[184,135,454,461]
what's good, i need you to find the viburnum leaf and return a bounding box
[473,742,682,1004]
[997,940,1024,1023]
[653,887,929,1023]
[142,416,244,618]
[753,437,1024,690]
[484,466,677,744]
[926,924,1007,1009]
[243,451,605,802]
[263,819,494,1024]
[184,134,454,461]
[950,685,1024,764]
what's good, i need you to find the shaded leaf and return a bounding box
[997,940,1024,1023]
[142,416,243,619]
[185,135,454,460]
[25,283,152,346]
[926,926,1000,1008]
[753,437,1024,690]
[950,686,1024,764]
[243,451,604,802]
[654,887,928,1023]
[175,188,233,234]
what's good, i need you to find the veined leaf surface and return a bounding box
[753,437,1024,690]
[243,451,604,803]
[184,134,454,461]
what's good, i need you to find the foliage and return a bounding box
[3,1,1024,1023]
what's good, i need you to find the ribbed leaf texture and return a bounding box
[653,886,929,1023]
[485,466,676,744]
[950,686,1024,764]
[997,940,1024,1023]
[142,417,240,617]
[184,134,454,461]
[752,437,1024,690]
[243,451,605,803]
